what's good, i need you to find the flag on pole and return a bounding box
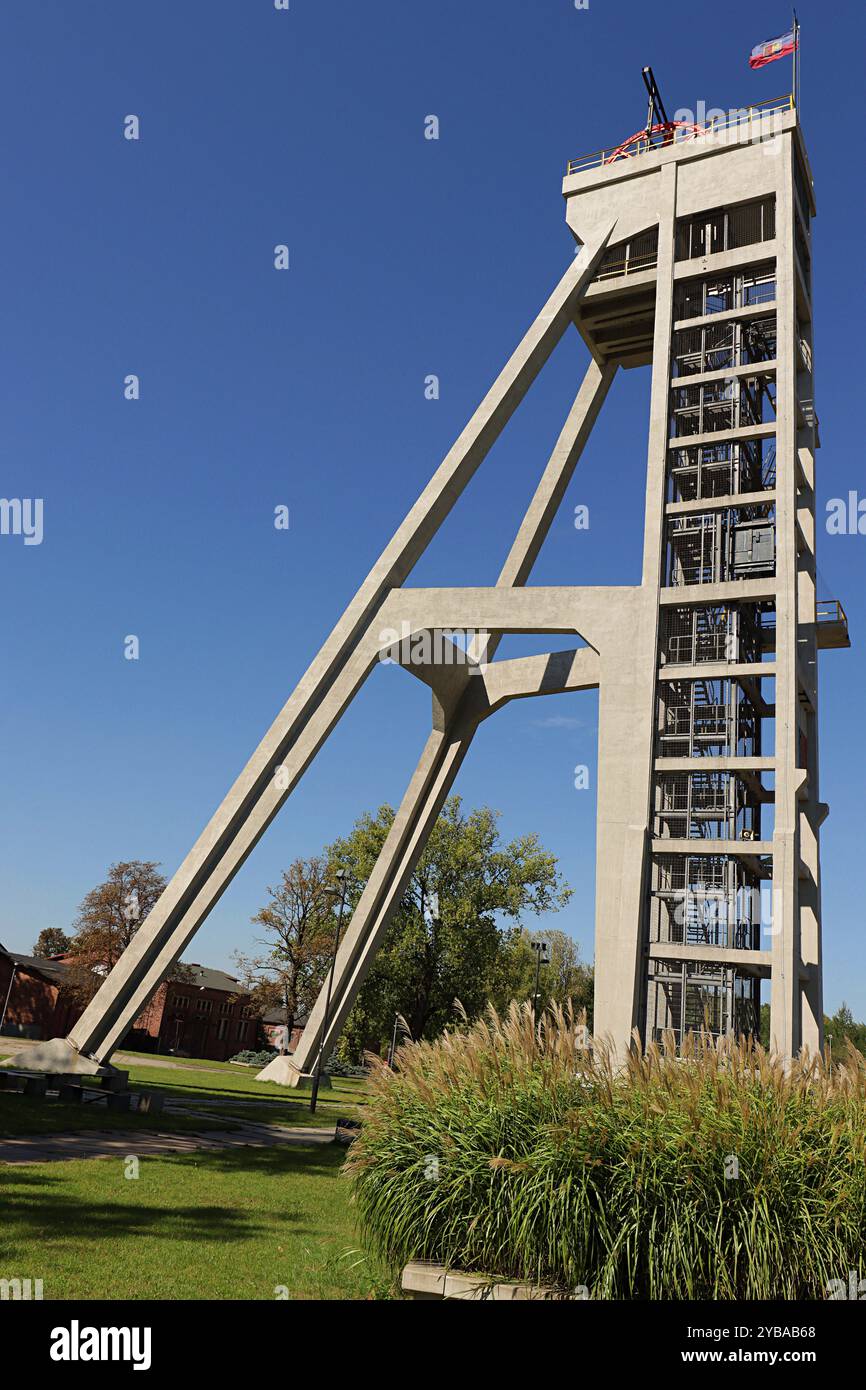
[749,28,798,69]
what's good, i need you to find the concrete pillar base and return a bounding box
[255,1055,332,1089]
[9,1037,119,1078]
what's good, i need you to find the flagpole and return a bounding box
[793,10,800,112]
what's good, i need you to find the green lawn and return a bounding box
[177,1102,338,1128]
[0,1051,369,1137]
[121,1064,370,1123]
[0,1092,235,1138]
[116,1049,263,1073]
[0,1144,393,1299]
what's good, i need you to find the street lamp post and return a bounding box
[530,939,550,1021]
[310,868,348,1114]
[387,1012,409,1069]
[387,1013,399,1069]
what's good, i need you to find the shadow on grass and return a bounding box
[131,1076,367,1105]
[174,1142,347,1176]
[0,1145,349,1249]
[0,1092,236,1140]
[131,1082,369,1130]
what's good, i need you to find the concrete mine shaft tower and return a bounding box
[558,89,848,1058]
[20,84,848,1078]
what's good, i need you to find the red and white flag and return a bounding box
[749,28,798,69]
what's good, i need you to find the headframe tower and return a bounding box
[561,84,847,1055]
[20,82,847,1077]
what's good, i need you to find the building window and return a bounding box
[671,315,777,379]
[195,998,213,1014]
[674,264,776,322]
[216,1018,229,1040]
[173,996,189,1011]
[219,1001,233,1016]
[237,1021,249,1041]
[591,226,659,283]
[675,196,775,262]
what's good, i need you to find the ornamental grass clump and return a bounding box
[345,1003,866,1299]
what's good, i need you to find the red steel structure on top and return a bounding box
[604,120,706,165]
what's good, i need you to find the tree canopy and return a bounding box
[64,860,167,1005]
[234,855,338,1038]
[325,796,575,1057]
[30,926,71,959]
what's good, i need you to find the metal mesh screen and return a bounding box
[647,960,759,1045]
[674,196,775,261]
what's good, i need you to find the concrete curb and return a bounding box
[401,1261,576,1301]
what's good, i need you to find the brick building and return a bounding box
[128,964,258,1061]
[0,945,259,1062]
[0,948,80,1041]
[260,1006,307,1055]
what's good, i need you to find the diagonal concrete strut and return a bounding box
[277,360,616,1080]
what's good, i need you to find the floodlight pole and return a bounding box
[531,940,549,1022]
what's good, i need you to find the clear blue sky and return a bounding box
[1,0,864,1016]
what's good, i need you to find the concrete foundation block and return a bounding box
[8,1037,119,1078]
[100,1071,130,1093]
[255,1056,332,1089]
[401,1262,576,1301]
[136,1092,164,1115]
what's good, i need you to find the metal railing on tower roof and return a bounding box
[565,95,794,178]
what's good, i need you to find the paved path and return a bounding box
[0,1118,334,1166]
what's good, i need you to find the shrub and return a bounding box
[229,1049,277,1067]
[346,1003,866,1299]
[325,1053,370,1078]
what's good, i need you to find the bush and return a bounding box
[228,1049,277,1067]
[346,1003,866,1299]
[324,1053,370,1079]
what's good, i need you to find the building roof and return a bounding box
[261,1005,308,1026]
[170,963,245,995]
[0,946,244,997]
[1,951,71,986]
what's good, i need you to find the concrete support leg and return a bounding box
[266,364,617,1084]
[770,141,801,1058]
[593,163,678,1059]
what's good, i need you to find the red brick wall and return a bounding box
[0,959,80,1040]
[132,982,169,1039]
[0,955,255,1062]
[145,984,256,1061]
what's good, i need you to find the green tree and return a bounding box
[761,1001,866,1057]
[824,1002,866,1058]
[234,856,336,1041]
[31,926,71,959]
[489,927,593,1027]
[327,797,572,1058]
[760,1001,770,1049]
